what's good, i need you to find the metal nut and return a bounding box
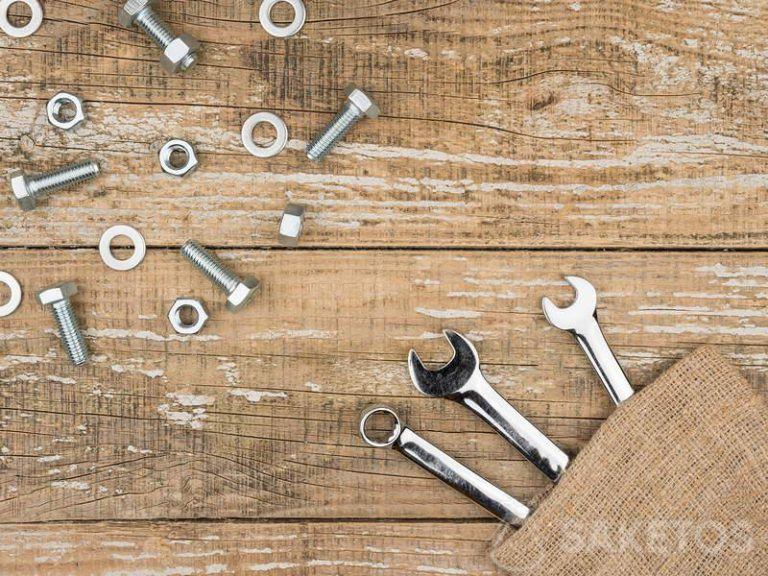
[159,139,198,177]
[168,298,209,335]
[162,34,200,74]
[47,92,86,130]
[278,203,305,247]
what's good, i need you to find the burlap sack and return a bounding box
[491,347,767,575]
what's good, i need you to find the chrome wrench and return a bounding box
[359,404,530,525]
[542,276,634,405]
[408,330,570,482]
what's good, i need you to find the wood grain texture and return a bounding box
[0,521,501,575]
[0,0,766,248]
[1,249,767,522]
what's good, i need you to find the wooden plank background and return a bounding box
[0,0,766,574]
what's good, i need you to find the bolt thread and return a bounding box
[306,102,364,162]
[181,240,240,294]
[51,300,89,366]
[135,7,175,49]
[27,160,100,200]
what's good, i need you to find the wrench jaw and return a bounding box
[408,330,479,399]
[541,275,598,333]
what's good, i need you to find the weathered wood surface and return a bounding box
[0,521,501,575]
[0,0,766,248]
[1,249,767,522]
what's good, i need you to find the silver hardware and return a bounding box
[47,92,85,130]
[241,112,288,158]
[0,271,22,318]
[180,240,259,312]
[0,0,43,38]
[278,203,305,247]
[168,298,209,335]
[360,405,530,525]
[9,159,101,211]
[409,330,570,482]
[542,276,634,405]
[259,0,306,38]
[306,85,380,162]
[159,139,199,177]
[99,225,146,272]
[37,282,89,366]
[119,0,200,74]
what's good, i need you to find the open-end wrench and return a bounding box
[408,330,569,482]
[542,276,634,405]
[359,404,531,525]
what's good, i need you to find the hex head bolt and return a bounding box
[306,85,380,162]
[119,0,200,74]
[37,282,90,366]
[180,240,260,312]
[10,160,100,211]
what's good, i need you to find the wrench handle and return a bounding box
[461,378,570,482]
[396,426,530,525]
[575,317,634,405]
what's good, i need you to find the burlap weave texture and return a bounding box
[492,347,767,575]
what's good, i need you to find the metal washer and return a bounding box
[241,112,289,158]
[0,271,22,317]
[99,225,146,272]
[0,0,43,38]
[259,0,306,38]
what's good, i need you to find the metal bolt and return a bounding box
[37,282,89,366]
[10,160,101,211]
[180,240,259,312]
[119,0,200,74]
[306,85,380,162]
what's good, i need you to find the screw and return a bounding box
[10,160,101,211]
[37,282,89,366]
[306,85,380,162]
[180,240,260,312]
[119,0,200,74]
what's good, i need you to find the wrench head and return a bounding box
[541,276,598,331]
[408,330,479,398]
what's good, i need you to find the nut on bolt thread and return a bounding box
[37,282,89,366]
[10,160,101,211]
[119,0,200,73]
[180,240,260,312]
[306,85,380,162]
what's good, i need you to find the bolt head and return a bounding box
[226,277,260,312]
[9,169,34,211]
[38,282,78,306]
[345,85,380,118]
[161,34,200,74]
[119,0,154,27]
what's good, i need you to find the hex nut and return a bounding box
[47,92,86,131]
[161,34,200,74]
[278,203,306,247]
[226,278,260,312]
[159,139,199,177]
[346,85,380,118]
[168,298,209,335]
[38,281,78,306]
[119,0,153,27]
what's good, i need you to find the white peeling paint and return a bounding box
[248,329,336,340]
[415,307,482,319]
[229,389,288,404]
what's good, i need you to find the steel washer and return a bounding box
[99,225,146,272]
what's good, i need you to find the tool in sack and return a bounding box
[542,276,634,405]
[359,404,531,525]
[408,330,570,482]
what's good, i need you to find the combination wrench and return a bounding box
[542,276,634,405]
[408,330,570,482]
[359,404,531,525]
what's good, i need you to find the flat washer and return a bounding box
[259,0,306,38]
[241,112,289,158]
[0,271,22,318]
[99,225,146,272]
[0,0,43,38]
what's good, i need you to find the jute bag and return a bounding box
[491,347,767,575]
